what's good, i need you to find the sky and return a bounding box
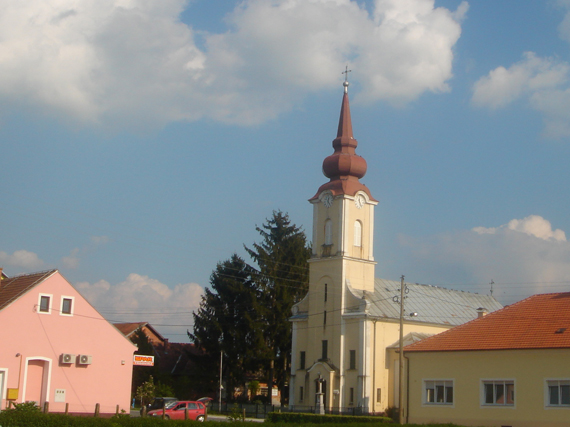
[3,0,570,342]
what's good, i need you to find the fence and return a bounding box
[214,402,372,419]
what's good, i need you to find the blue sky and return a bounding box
[3,0,570,341]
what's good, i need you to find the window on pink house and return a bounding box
[61,298,73,315]
[39,295,50,313]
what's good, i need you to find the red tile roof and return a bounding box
[0,270,57,311]
[113,322,166,343]
[405,292,570,352]
[114,322,148,337]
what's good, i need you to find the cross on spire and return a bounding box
[342,65,351,93]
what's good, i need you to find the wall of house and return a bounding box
[0,272,136,414]
[407,349,570,427]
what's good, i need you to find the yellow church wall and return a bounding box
[343,259,375,292]
[312,195,342,257]
[406,349,570,427]
[292,318,361,410]
[312,193,375,263]
[373,321,450,412]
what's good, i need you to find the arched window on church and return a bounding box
[354,220,362,247]
[325,220,333,245]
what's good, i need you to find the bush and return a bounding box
[226,403,244,422]
[266,412,393,424]
[251,394,271,404]
[6,401,41,412]
[0,411,214,426]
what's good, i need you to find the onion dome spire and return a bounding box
[311,70,375,201]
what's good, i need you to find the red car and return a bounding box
[148,400,206,421]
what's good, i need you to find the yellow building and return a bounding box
[288,80,502,415]
[405,292,570,427]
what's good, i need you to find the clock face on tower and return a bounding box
[355,194,366,209]
[322,193,333,208]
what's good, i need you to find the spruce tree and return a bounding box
[189,254,266,399]
[245,210,311,405]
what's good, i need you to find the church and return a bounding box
[288,78,502,415]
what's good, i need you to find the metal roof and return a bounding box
[350,278,503,326]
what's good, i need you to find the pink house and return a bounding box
[0,269,136,415]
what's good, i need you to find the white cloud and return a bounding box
[529,86,570,138]
[398,215,570,304]
[0,249,44,269]
[61,248,81,269]
[557,0,570,42]
[471,2,570,139]
[0,0,466,128]
[472,52,569,110]
[75,273,204,341]
[473,215,566,242]
[90,236,110,245]
[59,237,109,269]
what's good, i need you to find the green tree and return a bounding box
[135,376,156,407]
[248,380,260,401]
[190,254,267,401]
[155,381,175,398]
[245,210,311,405]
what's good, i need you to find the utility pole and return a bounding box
[398,275,405,424]
[219,351,223,413]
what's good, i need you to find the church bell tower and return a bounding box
[308,77,377,293]
[289,75,378,411]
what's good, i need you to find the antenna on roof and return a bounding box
[490,280,494,297]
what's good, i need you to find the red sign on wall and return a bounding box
[133,355,154,366]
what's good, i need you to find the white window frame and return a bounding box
[38,294,52,314]
[60,296,74,316]
[481,379,515,407]
[545,379,570,408]
[423,379,454,406]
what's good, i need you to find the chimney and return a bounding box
[476,307,488,318]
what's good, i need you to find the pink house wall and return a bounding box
[0,272,136,414]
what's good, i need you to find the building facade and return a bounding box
[0,269,136,415]
[289,80,502,414]
[405,292,570,427]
